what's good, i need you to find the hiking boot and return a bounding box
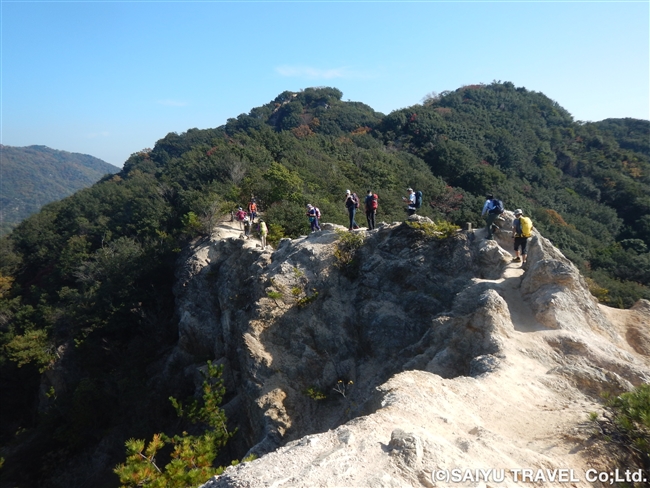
[512,257,521,262]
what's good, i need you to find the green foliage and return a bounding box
[304,386,327,401]
[296,291,319,307]
[181,211,203,237]
[263,201,311,241]
[114,361,233,488]
[405,220,461,239]
[4,328,54,372]
[591,385,650,481]
[334,230,366,279]
[266,290,283,301]
[266,223,286,247]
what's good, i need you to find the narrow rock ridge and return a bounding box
[166,215,649,487]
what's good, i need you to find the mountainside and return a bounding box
[0,145,119,235]
[0,84,649,487]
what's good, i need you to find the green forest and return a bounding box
[0,83,648,487]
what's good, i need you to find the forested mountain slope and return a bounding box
[0,145,119,235]
[0,84,648,487]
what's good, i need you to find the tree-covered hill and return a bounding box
[0,145,119,235]
[0,84,648,487]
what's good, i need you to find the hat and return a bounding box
[407,187,413,192]
[514,209,523,216]
[238,206,242,210]
[306,204,313,208]
[259,219,264,222]
[486,194,493,199]
[346,189,351,194]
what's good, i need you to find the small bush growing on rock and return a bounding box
[304,386,327,401]
[296,291,319,307]
[405,220,460,239]
[334,230,365,278]
[266,290,284,307]
[590,384,650,481]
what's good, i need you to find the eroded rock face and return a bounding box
[166,221,650,487]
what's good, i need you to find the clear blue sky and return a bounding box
[2,1,648,168]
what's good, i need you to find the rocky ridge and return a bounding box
[166,213,649,487]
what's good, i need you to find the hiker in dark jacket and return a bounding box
[344,190,360,230]
[365,190,377,230]
[306,204,321,232]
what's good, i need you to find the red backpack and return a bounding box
[370,194,378,210]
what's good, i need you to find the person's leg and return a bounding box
[485,213,497,238]
[370,211,375,230]
[351,207,358,228]
[315,217,321,231]
[521,238,528,264]
[513,239,521,261]
[348,207,354,230]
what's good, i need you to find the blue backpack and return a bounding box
[489,199,504,215]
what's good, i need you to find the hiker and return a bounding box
[243,216,251,238]
[365,190,378,230]
[235,207,247,229]
[259,219,268,249]
[512,209,533,265]
[481,194,504,239]
[306,204,321,232]
[248,199,258,223]
[403,188,417,216]
[344,190,360,230]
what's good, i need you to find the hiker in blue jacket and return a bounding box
[481,194,503,240]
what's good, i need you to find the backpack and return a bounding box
[489,199,504,215]
[519,216,533,238]
[366,194,378,211]
[414,191,423,209]
[352,193,360,208]
[314,207,321,219]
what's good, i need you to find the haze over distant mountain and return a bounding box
[0,145,119,234]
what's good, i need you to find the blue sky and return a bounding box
[2,1,648,168]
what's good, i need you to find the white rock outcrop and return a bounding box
[168,219,649,487]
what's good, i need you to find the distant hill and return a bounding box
[0,145,119,234]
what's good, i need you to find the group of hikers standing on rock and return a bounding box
[233,198,268,248]
[232,189,534,265]
[342,187,418,232]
